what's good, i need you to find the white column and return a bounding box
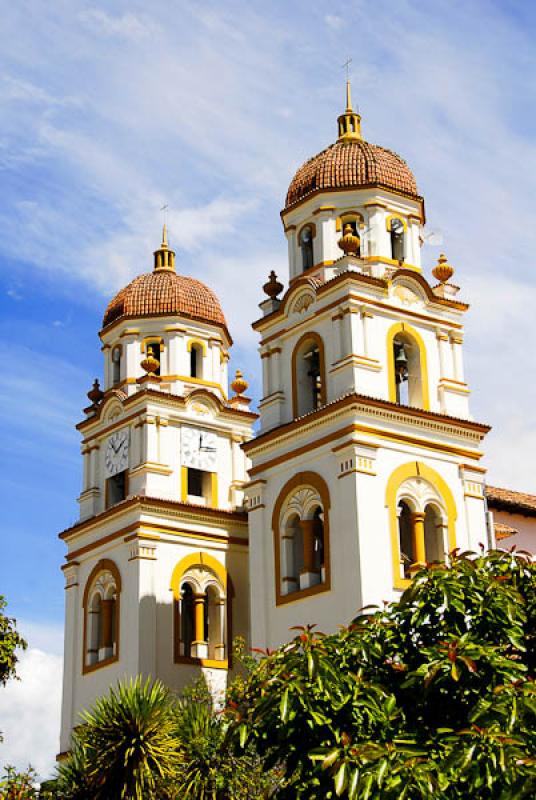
[361,310,373,357]
[436,331,452,379]
[261,351,271,397]
[211,341,220,384]
[90,446,99,488]
[450,333,465,382]
[59,564,79,753]
[270,348,281,393]
[82,448,90,491]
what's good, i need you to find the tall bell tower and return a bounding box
[59,229,256,755]
[244,83,492,651]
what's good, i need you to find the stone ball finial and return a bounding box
[338,223,361,256]
[87,378,104,406]
[432,253,454,284]
[230,368,248,396]
[263,270,283,300]
[140,346,160,375]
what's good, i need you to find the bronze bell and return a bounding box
[394,343,408,379]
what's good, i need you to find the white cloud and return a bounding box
[79,8,150,41]
[325,14,343,30]
[0,621,63,780]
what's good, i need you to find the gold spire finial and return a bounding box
[337,77,362,143]
[154,225,176,272]
[346,79,353,112]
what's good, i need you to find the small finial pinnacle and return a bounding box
[162,223,168,248]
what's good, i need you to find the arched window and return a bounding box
[83,560,121,673]
[171,553,229,668]
[142,338,163,376]
[273,472,331,604]
[389,218,405,262]
[187,341,204,379]
[386,462,456,590]
[387,323,429,410]
[397,500,415,580]
[111,346,122,385]
[299,225,314,272]
[424,504,445,563]
[292,333,326,417]
[180,582,195,658]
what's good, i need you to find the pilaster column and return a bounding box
[214,598,226,661]
[450,333,464,382]
[299,519,320,589]
[192,593,208,659]
[270,348,281,393]
[82,448,90,491]
[361,309,373,357]
[411,512,426,566]
[261,351,271,397]
[436,330,452,378]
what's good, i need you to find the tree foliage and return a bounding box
[0,597,27,688]
[228,549,536,799]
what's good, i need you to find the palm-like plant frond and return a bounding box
[79,676,181,800]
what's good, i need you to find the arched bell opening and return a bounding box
[292,333,326,417]
[389,218,405,262]
[299,225,315,272]
[393,332,423,408]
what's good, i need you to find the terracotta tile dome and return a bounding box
[102,270,227,330]
[285,139,418,211]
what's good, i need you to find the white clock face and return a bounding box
[181,427,218,471]
[104,428,130,478]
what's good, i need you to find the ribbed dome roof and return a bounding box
[102,270,227,330]
[285,139,418,211]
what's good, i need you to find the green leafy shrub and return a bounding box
[228,549,536,799]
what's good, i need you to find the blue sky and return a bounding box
[1,0,535,777]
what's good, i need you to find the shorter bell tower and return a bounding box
[59,231,256,755]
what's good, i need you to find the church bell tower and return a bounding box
[59,229,256,754]
[244,83,492,651]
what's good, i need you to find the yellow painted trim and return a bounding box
[179,375,227,398]
[170,552,227,600]
[386,322,430,410]
[385,213,408,232]
[181,466,188,502]
[211,473,218,507]
[186,338,207,355]
[385,461,457,590]
[366,255,421,272]
[336,211,364,232]
[140,336,164,353]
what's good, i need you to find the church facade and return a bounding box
[59,85,495,753]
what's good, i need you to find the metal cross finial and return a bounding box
[342,57,352,80]
[160,204,169,226]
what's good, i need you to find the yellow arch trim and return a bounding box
[336,211,364,232]
[186,338,207,355]
[170,551,227,599]
[385,213,408,232]
[385,461,457,589]
[386,321,430,410]
[140,336,164,354]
